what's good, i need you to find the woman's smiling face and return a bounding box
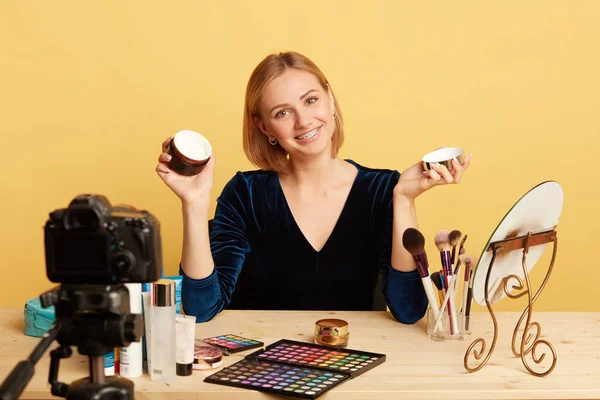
[254,68,336,159]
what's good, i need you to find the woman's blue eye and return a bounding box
[307,97,318,104]
[275,110,289,118]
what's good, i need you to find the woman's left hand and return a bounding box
[393,153,472,201]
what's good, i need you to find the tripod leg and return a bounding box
[0,325,60,400]
[49,346,73,397]
[89,356,105,384]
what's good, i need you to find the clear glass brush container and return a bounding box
[426,305,466,341]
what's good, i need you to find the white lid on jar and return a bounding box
[422,147,463,163]
[173,130,212,161]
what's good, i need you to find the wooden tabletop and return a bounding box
[0,308,599,399]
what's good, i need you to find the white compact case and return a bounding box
[422,147,465,171]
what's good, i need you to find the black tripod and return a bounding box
[0,284,143,400]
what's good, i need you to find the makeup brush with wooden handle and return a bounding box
[430,271,445,307]
[402,228,440,320]
[458,253,471,314]
[435,230,458,335]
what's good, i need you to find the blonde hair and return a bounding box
[243,52,344,172]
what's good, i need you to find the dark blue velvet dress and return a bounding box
[181,160,427,323]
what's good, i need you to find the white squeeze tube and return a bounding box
[142,292,152,373]
[175,314,197,376]
[119,283,143,377]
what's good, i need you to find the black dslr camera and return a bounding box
[45,194,162,284]
[0,194,162,400]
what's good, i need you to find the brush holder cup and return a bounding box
[426,305,466,341]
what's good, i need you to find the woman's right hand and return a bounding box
[155,137,215,206]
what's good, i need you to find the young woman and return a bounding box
[156,52,471,323]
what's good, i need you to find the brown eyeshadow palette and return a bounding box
[204,339,386,398]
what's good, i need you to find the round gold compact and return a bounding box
[193,345,223,370]
[422,147,465,171]
[314,319,349,348]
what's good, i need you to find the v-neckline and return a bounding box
[275,160,360,253]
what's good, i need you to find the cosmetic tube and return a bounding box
[104,351,114,376]
[150,279,176,382]
[175,315,196,376]
[142,292,151,373]
[119,283,143,377]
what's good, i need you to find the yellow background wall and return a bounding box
[1,1,597,312]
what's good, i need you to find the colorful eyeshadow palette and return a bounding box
[202,334,264,355]
[248,339,386,378]
[205,339,386,398]
[204,358,349,399]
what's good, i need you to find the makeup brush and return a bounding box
[449,230,462,267]
[454,247,465,271]
[465,259,474,332]
[453,235,468,275]
[449,231,463,302]
[459,234,468,254]
[433,272,458,334]
[430,271,444,307]
[449,230,462,298]
[434,230,458,335]
[402,228,440,320]
[434,230,452,276]
[448,230,467,296]
[433,268,468,334]
[452,247,466,302]
[458,253,471,314]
